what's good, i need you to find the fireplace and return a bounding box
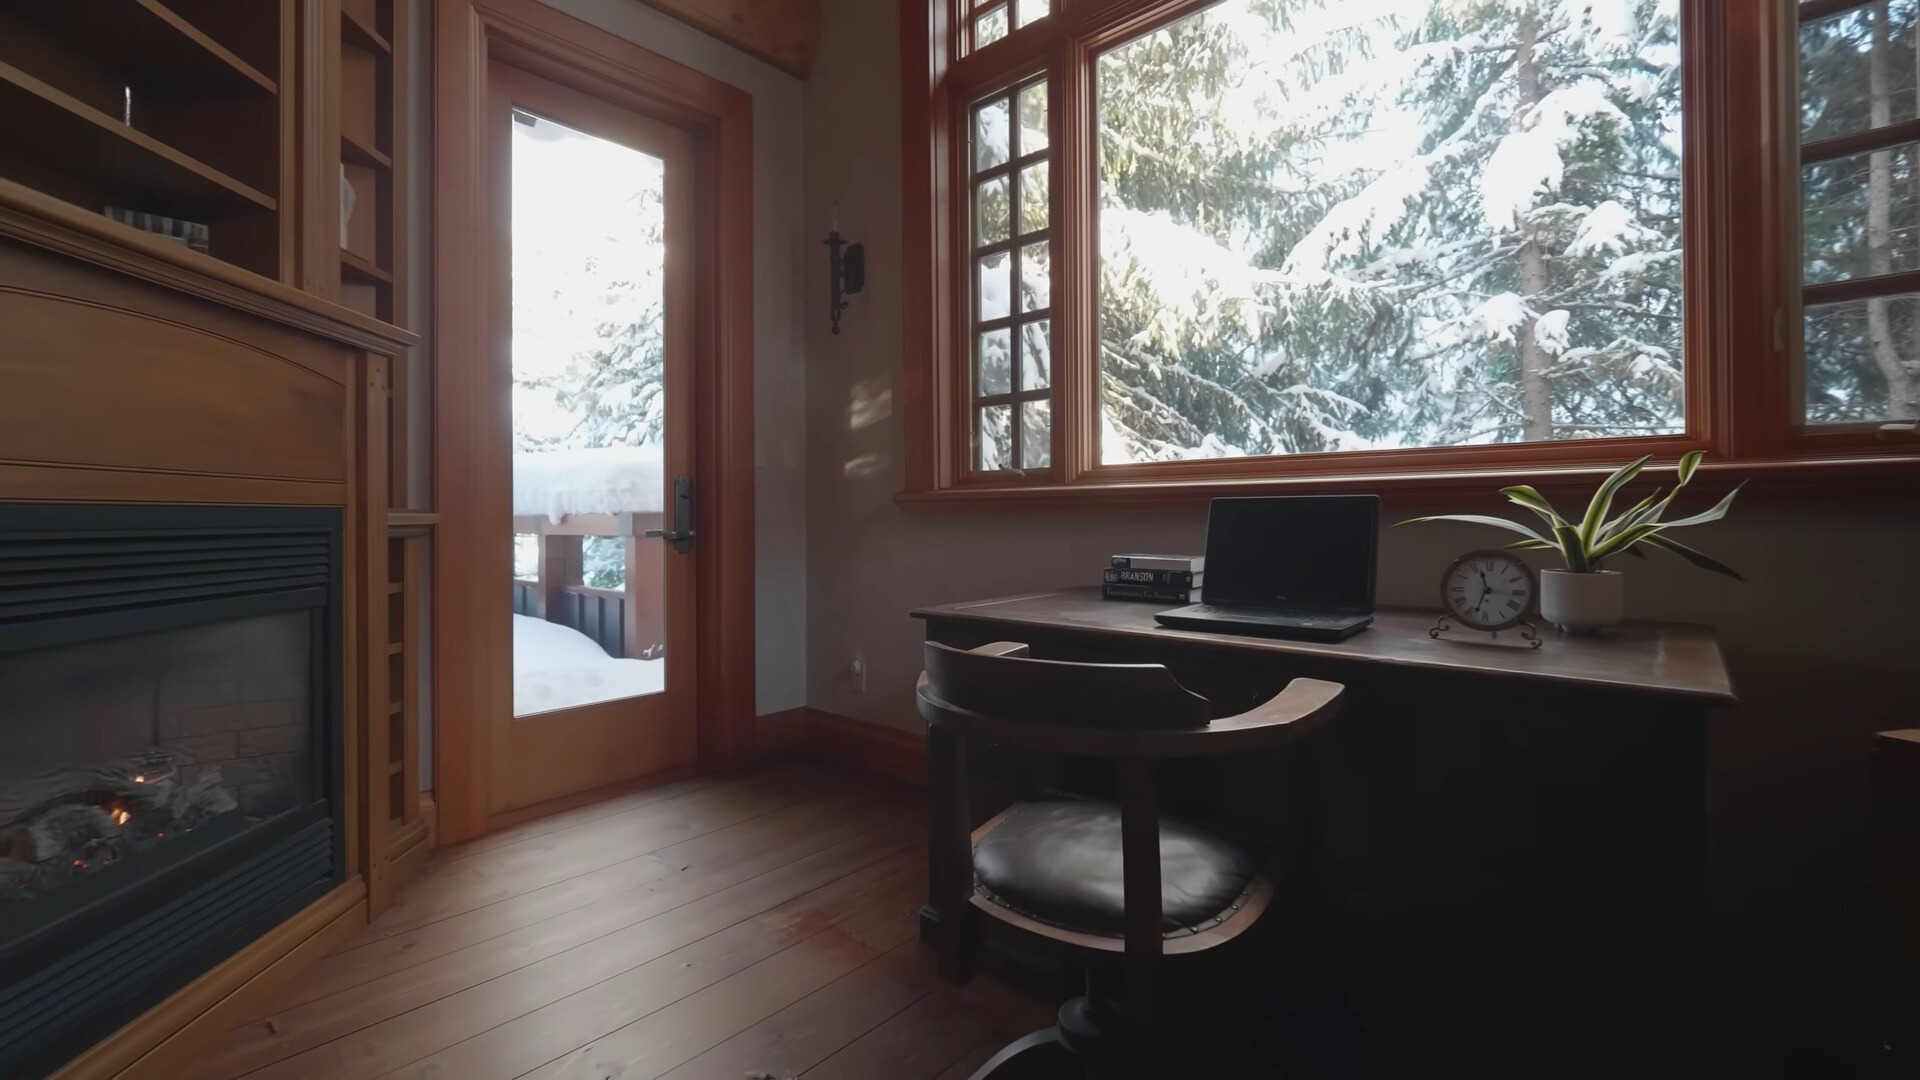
[0,506,345,1078]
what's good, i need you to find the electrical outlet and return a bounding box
[849,656,866,694]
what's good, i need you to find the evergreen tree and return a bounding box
[1098,0,1689,461]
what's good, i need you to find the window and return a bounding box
[1096,1,1683,463]
[905,0,1920,502]
[967,0,1049,52]
[1798,0,1920,425]
[969,77,1052,470]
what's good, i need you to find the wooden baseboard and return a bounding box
[48,879,368,1080]
[755,706,809,759]
[419,791,438,847]
[388,814,433,890]
[483,762,702,833]
[803,708,927,786]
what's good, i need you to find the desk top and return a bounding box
[913,587,1735,704]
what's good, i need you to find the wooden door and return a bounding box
[486,61,698,813]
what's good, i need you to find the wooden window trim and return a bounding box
[900,0,1920,510]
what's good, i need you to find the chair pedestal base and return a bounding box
[972,994,1147,1080]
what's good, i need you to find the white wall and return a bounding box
[803,0,1920,1046]
[537,0,810,714]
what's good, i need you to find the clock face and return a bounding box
[1442,550,1536,631]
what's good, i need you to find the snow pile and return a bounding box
[513,615,664,716]
[514,446,664,522]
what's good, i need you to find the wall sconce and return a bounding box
[825,203,864,335]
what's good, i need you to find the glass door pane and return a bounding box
[508,109,669,718]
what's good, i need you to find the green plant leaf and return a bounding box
[1505,538,1558,551]
[1587,521,1666,562]
[1551,522,1588,572]
[1633,453,1712,531]
[1642,532,1745,581]
[1501,485,1570,531]
[1598,488,1662,542]
[1395,514,1551,545]
[1674,449,1705,487]
[1577,454,1651,552]
[1657,482,1745,530]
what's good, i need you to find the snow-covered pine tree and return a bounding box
[1097,0,1688,462]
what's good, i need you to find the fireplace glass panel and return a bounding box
[0,612,314,952]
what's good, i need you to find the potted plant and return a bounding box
[1399,451,1744,633]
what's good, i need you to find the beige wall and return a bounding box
[805,0,1920,1033]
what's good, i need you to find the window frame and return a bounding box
[1791,0,1920,442]
[900,0,1920,507]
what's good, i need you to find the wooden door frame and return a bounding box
[432,0,757,844]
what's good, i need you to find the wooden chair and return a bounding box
[917,640,1344,1079]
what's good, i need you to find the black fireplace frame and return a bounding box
[0,504,347,1078]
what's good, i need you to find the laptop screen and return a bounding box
[1201,496,1379,613]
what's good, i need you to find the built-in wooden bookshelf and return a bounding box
[0,0,290,279]
[333,0,403,325]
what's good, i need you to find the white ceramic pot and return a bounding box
[1539,569,1624,634]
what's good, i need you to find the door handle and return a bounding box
[643,474,696,555]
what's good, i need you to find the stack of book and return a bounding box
[1102,554,1203,603]
[103,207,210,254]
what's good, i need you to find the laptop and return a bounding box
[1153,495,1379,642]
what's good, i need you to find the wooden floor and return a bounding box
[185,764,1052,1080]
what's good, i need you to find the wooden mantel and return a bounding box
[635,0,819,76]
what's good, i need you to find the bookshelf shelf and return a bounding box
[3,0,276,98]
[342,8,393,57]
[0,0,287,280]
[0,60,275,214]
[341,131,392,171]
[330,0,406,354]
[341,249,392,284]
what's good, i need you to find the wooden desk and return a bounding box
[913,587,1735,1074]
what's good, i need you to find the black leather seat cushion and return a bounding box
[972,800,1257,938]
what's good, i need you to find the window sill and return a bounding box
[894,453,1920,511]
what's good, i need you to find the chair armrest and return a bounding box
[1209,678,1345,740]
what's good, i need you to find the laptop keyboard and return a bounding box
[1184,604,1359,628]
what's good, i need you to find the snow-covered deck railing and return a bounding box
[512,446,664,524]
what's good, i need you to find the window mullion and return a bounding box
[1051,37,1092,482]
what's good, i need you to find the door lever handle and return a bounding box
[644,474,697,554]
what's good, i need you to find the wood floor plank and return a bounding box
[656,939,936,1080]
[418,770,745,867]
[803,991,1005,1080]
[190,811,917,1080]
[350,768,852,943]
[803,953,1057,1080]
[246,779,904,1021]
[513,871,929,1080]
[930,1037,1004,1080]
[176,768,1052,1080]
[379,854,924,1080]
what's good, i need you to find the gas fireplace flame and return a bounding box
[111,808,130,826]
